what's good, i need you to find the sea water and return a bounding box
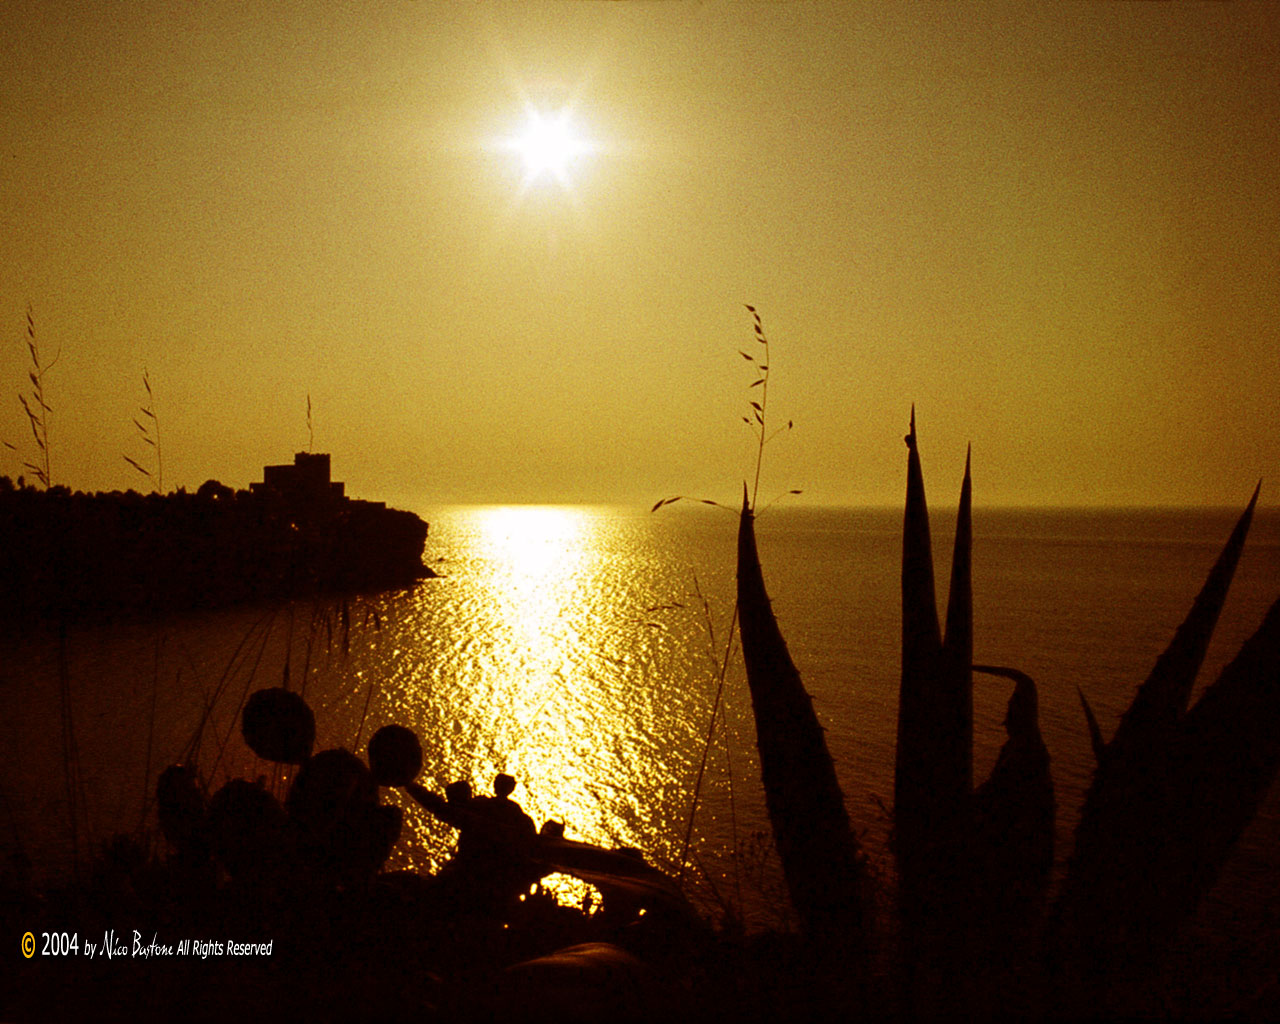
[3,504,1279,962]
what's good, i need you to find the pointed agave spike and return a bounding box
[1154,595,1280,930]
[737,493,868,943]
[943,446,973,656]
[901,409,940,655]
[1057,596,1280,983]
[1077,686,1105,764]
[942,445,974,795]
[1109,483,1260,762]
[896,408,944,856]
[1052,485,1264,992]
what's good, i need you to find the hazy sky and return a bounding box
[2,2,1277,509]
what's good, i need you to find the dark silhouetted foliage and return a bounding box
[0,475,430,622]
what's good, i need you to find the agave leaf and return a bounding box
[1065,489,1261,884]
[1153,596,1280,930]
[971,665,1055,911]
[901,406,941,657]
[942,447,973,659]
[1107,483,1259,764]
[940,445,974,796]
[1077,686,1105,764]
[1057,598,1280,1000]
[1052,489,1266,995]
[736,486,868,943]
[895,407,946,856]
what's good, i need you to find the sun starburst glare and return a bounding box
[503,108,594,189]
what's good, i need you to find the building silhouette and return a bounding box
[251,452,345,512]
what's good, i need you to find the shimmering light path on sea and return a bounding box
[3,504,1279,932]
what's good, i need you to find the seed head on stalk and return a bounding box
[123,369,163,493]
[15,308,58,488]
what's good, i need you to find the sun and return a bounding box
[504,108,593,188]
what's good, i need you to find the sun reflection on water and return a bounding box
[6,507,1280,936]
[474,505,587,580]
[372,505,719,908]
[472,504,590,657]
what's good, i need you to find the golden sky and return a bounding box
[1,2,1277,508]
